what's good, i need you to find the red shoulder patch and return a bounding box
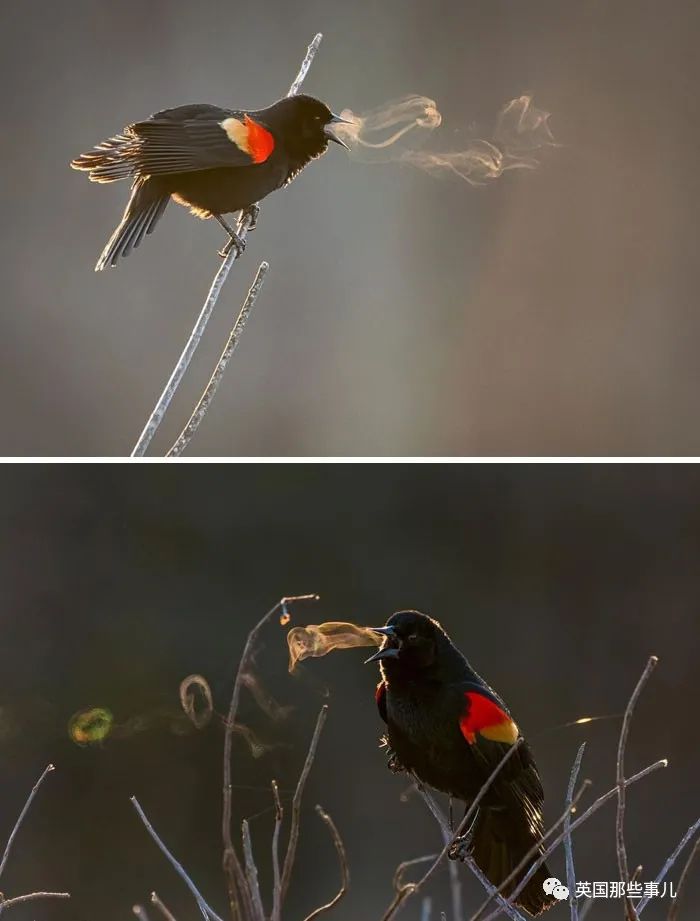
[459,690,518,745]
[243,115,275,164]
[376,680,387,722]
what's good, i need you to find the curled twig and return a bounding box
[300,805,349,921]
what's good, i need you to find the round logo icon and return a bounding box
[543,877,570,900]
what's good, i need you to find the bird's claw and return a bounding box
[242,203,260,232]
[387,751,406,774]
[448,833,473,862]
[218,231,246,259]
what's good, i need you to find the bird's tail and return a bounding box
[93,177,169,271]
[71,132,139,184]
[470,802,557,916]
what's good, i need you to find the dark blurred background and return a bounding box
[0,465,698,919]
[2,0,700,455]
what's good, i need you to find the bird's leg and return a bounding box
[448,805,478,861]
[215,214,246,258]
[241,203,260,232]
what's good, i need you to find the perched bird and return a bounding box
[71,94,348,271]
[366,610,555,916]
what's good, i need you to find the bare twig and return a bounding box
[478,760,669,921]
[617,656,658,921]
[564,743,586,921]
[130,32,323,457]
[636,817,700,915]
[393,855,439,891]
[166,261,270,456]
[0,763,54,879]
[151,892,178,921]
[0,892,70,915]
[420,897,433,921]
[382,742,525,921]
[280,705,329,903]
[222,594,318,920]
[270,780,284,921]
[301,805,349,921]
[133,905,152,921]
[241,820,265,921]
[666,836,700,921]
[412,783,525,921]
[130,795,226,921]
[288,33,324,96]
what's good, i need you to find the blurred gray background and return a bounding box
[0,465,698,919]
[2,0,699,456]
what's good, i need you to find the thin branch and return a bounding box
[636,817,700,915]
[666,836,700,921]
[300,805,349,921]
[222,595,318,920]
[393,855,439,892]
[288,33,324,96]
[241,820,265,921]
[130,32,323,457]
[413,782,526,921]
[0,892,70,915]
[270,781,284,921]
[151,892,178,921]
[0,763,54,880]
[166,261,270,456]
[478,759,669,921]
[382,742,525,921]
[420,897,433,921]
[130,795,226,921]
[280,704,329,903]
[564,743,586,921]
[617,656,658,921]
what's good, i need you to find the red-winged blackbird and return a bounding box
[366,610,556,916]
[71,94,348,271]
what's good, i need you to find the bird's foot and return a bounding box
[241,203,260,232]
[218,230,246,259]
[448,832,474,862]
[387,751,406,774]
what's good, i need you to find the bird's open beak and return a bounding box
[364,626,399,663]
[324,113,352,149]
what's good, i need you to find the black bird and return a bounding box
[366,610,556,916]
[71,94,348,270]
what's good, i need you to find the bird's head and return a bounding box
[364,610,447,674]
[262,94,350,159]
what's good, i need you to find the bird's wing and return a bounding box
[376,680,387,723]
[456,682,545,828]
[125,104,276,175]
